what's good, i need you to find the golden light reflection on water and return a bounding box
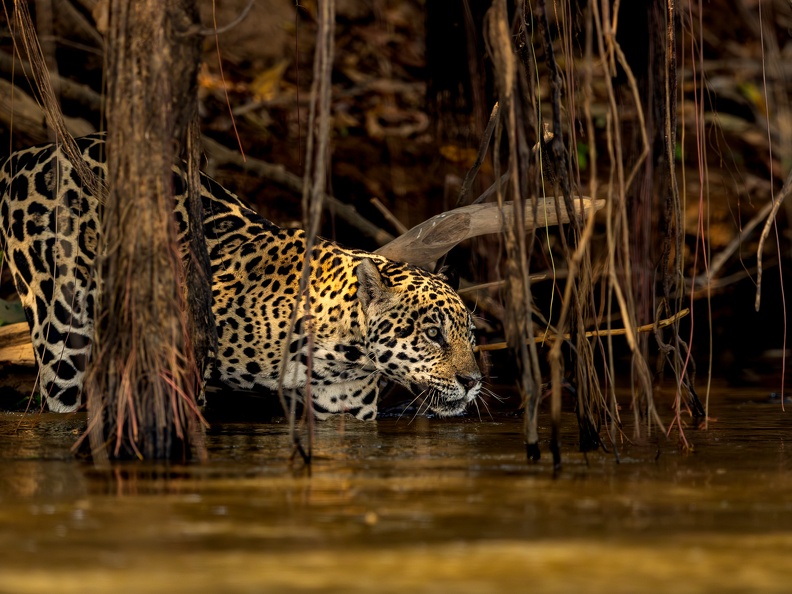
[2,537,792,594]
[1,389,791,593]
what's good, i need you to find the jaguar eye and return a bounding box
[425,326,442,341]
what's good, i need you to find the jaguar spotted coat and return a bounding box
[0,134,482,419]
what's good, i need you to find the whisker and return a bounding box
[414,389,434,421]
[481,387,507,403]
[361,367,381,383]
[472,397,483,422]
[399,387,428,423]
[478,395,496,421]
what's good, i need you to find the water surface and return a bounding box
[0,387,791,593]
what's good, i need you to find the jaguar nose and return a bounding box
[456,374,481,391]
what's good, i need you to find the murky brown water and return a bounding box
[1,386,791,593]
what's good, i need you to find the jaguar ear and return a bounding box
[437,265,460,291]
[356,258,387,311]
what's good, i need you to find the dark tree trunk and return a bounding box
[84,0,213,461]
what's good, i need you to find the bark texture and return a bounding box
[84,0,209,460]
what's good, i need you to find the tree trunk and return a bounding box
[84,0,210,461]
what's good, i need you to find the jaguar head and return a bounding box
[356,258,482,416]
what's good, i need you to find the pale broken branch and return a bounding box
[375,197,606,267]
[1,195,604,367]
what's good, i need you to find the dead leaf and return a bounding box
[198,62,247,94]
[250,60,290,101]
[440,145,478,166]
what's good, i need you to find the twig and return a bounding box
[211,1,245,160]
[475,308,690,352]
[457,275,546,295]
[195,0,255,36]
[471,171,509,205]
[691,265,765,300]
[283,0,336,467]
[755,167,792,311]
[690,196,774,290]
[370,197,408,234]
[455,102,500,208]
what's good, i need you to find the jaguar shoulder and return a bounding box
[0,134,482,419]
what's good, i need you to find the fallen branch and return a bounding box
[0,52,397,247]
[376,197,606,267]
[0,78,95,143]
[0,49,104,113]
[201,136,396,246]
[0,322,35,366]
[475,308,690,352]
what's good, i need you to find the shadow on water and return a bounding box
[1,384,792,593]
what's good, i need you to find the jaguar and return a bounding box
[0,134,482,420]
